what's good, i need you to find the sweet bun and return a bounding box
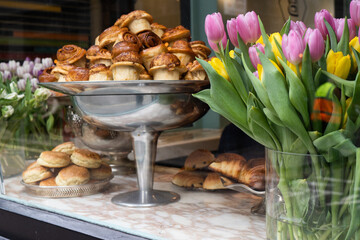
[90,162,112,180]
[71,149,102,168]
[117,10,153,34]
[37,151,71,168]
[65,67,89,82]
[151,22,167,38]
[50,64,76,82]
[55,165,90,186]
[184,149,215,170]
[89,64,112,81]
[168,40,195,67]
[171,170,208,188]
[86,45,112,67]
[52,142,76,155]
[26,161,41,170]
[22,166,53,184]
[98,25,122,50]
[39,177,57,187]
[149,53,186,80]
[190,41,211,60]
[38,67,57,83]
[203,172,233,190]
[56,44,86,67]
[184,60,207,81]
[161,25,191,46]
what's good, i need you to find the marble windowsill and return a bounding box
[0,166,266,240]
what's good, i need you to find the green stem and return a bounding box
[331,159,344,239]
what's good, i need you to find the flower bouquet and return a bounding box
[195,1,360,239]
[0,58,63,178]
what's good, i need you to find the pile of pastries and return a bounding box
[39,10,211,82]
[22,142,112,187]
[172,149,265,191]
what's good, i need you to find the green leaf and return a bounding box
[347,72,360,123]
[263,108,284,127]
[290,179,311,218]
[46,114,54,133]
[324,19,338,52]
[313,130,346,154]
[351,46,360,71]
[301,46,315,113]
[321,70,354,97]
[338,16,350,56]
[258,16,276,62]
[25,79,32,102]
[236,34,255,72]
[280,17,291,36]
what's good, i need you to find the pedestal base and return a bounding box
[111,190,180,207]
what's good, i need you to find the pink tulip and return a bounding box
[205,12,225,44]
[208,33,227,53]
[248,43,265,69]
[350,0,360,26]
[282,30,305,65]
[335,18,356,41]
[314,9,336,40]
[304,28,325,62]
[290,21,307,37]
[227,18,239,48]
[236,11,261,45]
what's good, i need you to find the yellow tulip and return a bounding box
[326,50,351,79]
[229,50,235,59]
[257,60,284,81]
[269,32,283,65]
[208,57,230,81]
[349,37,360,72]
[256,35,264,45]
[287,61,302,75]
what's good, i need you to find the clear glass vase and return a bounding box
[266,148,359,240]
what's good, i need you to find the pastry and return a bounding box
[89,64,112,81]
[71,148,102,168]
[39,177,57,187]
[208,153,247,181]
[168,40,195,67]
[113,27,142,49]
[203,172,233,190]
[86,45,112,67]
[184,60,207,80]
[161,25,191,46]
[55,44,86,68]
[241,164,265,190]
[184,149,215,170]
[26,161,40,170]
[148,53,186,80]
[55,165,90,186]
[50,64,76,82]
[190,41,211,60]
[38,67,57,83]
[65,67,89,82]
[116,10,153,34]
[37,151,71,168]
[90,162,112,180]
[171,170,208,188]
[110,41,144,80]
[151,22,167,38]
[52,142,76,155]
[247,158,265,168]
[140,43,168,71]
[138,30,162,49]
[139,69,153,80]
[22,166,53,184]
[98,25,122,50]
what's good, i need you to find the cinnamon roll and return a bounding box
[140,43,168,71]
[113,28,142,48]
[65,67,89,82]
[168,40,195,67]
[89,64,112,81]
[98,25,122,50]
[190,41,211,60]
[151,23,167,38]
[86,45,112,67]
[149,53,186,80]
[161,25,191,46]
[38,67,57,83]
[111,41,141,59]
[138,31,162,49]
[51,64,76,82]
[56,45,86,68]
[116,10,153,34]
[184,60,207,81]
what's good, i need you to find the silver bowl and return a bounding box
[41,80,209,207]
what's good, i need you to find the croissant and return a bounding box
[240,165,265,190]
[161,25,191,46]
[89,64,112,81]
[138,31,162,49]
[86,45,112,67]
[65,67,89,82]
[140,43,168,71]
[98,25,122,50]
[168,40,195,67]
[203,172,233,190]
[184,149,215,170]
[190,41,211,60]
[151,22,167,38]
[148,53,186,80]
[184,60,207,81]
[208,153,247,181]
[116,10,153,34]
[56,45,86,67]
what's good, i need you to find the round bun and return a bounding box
[55,165,90,186]
[56,44,86,66]
[65,67,89,82]
[71,149,102,168]
[37,151,71,168]
[22,166,53,184]
[90,162,112,180]
[52,142,76,155]
[39,177,57,187]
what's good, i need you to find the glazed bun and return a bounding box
[71,149,102,169]
[55,165,90,186]
[37,151,71,168]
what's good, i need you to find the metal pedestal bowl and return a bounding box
[41,80,209,207]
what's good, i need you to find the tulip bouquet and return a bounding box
[195,1,360,239]
[0,57,63,178]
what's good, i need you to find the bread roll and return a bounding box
[22,166,53,184]
[37,151,71,168]
[168,40,195,67]
[55,165,90,186]
[52,142,76,155]
[71,149,102,168]
[90,162,112,180]
[39,177,57,187]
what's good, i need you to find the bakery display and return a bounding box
[172,150,265,191]
[39,10,211,83]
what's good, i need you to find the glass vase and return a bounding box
[266,148,359,240]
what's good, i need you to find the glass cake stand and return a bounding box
[40,80,209,207]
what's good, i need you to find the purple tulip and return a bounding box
[23,73,32,81]
[0,63,8,72]
[3,70,11,81]
[42,58,53,69]
[334,18,356,41]
[227,18,239,48]
[248,43,265,69]
[304,28,325,62]
[282,30,305,65]
[8,60,17,73]
[31,78,39,92]
[17,79,26,91]
[290,21,307,37]
[25,57,31,62]
[208,33,227,53]
[205,12,225,44]
[32,63,43,77]
[34,57,41,64]
[236,11,261,44]
[350,0,360,26]
[314,9,336,40]
[16,67,25,78]
[253,71,259,79]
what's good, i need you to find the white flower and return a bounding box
[42,58,53,69]
[34,88,51,101]
[16,66,24,78]
[0,63,8,72]
[8,60,17,72]
[1,105,14,118]
[0,89,7,98]
[4,92,18,100]
[17,79,26,91]
[31,78,39,91]
[9,82,18,93]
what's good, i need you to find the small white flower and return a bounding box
[34,88,51,100]
[9,82,18,93]
[16,66,25,78]
[1,105,14,118]
[4,92,18,100]
[8,60,17,72]
[0,89,7,98]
